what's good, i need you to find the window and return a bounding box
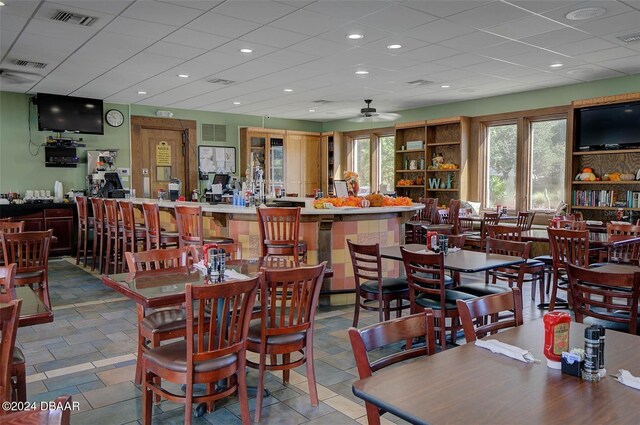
[530,119,566,210]
[348,131,395,195]
[486,124,518,209]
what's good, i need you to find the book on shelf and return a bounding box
[572,189,640,208]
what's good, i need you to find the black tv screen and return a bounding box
[37,93,104,135]
[576,101,640,150]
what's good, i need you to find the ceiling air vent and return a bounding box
[617,32,640,43]
[202,124,227,142]
[312,99,332,104]
[13,59,47,69]
[207,78,236,86]
[51,10,97,27]
[407,79,433,86]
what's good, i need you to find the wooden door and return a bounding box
[285,134,303,196]
[131,116,197,198]
[303,134,321,196]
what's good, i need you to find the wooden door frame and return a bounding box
[131,116,198,196]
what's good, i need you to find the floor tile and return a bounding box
[283,394,336,419]
[97,365,136,386]
[83,381,141,409]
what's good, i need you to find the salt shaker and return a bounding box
[582,326,601,382]
[595,325,606,378]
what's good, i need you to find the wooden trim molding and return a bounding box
[572,92,640,108]
[395,121,426,129]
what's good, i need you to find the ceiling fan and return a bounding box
[349,99,400,123]
[0,68,42,84]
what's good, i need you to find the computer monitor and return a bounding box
[104,172,123,189]
[212,173,231,187]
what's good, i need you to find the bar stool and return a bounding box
[75,196,93,267]
[90,198,106,273]
[256,206,307,263]
[0,221,24,266]
[118,200,147,263]
[142,203,180,250]
[174,204,234,248]
[104,199,123,275]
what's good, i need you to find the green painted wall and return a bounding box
[0,91,321,193]
[321,74,640,132]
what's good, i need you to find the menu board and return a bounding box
[198,145,236,174]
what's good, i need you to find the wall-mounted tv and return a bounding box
[36,93,104,135]
[575,101,640,151]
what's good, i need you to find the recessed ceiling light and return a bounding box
[283,88,293,92]
[240,48,253,53]
[177,74,189,78]
[549,63,564,68]
[387,44,402,50]
[441,85,450,88]
[347,33,363,40]
[0,2,5,6]
[565,7,606,21]
[137,91,147,95]
[233,101,241,105]
[355,70,369,75]
[309,109,315,112]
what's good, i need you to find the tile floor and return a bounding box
[15,257,547,424]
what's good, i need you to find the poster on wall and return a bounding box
[156,141,172,166]
[198,145,236,174]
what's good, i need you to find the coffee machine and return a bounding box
[168,178,181,201]
[87,150,119,196]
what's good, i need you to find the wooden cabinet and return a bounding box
[17,211,45,231]
[285,131,320,196]
[394,122,427,201]
[239,128,286,193]
[394,117,469,203]
[321,132,342,195]
[45,208,74,254]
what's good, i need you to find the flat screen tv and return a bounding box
[576,101,640,150]
[37,93,104,135]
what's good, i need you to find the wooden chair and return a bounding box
[188,243,241,265]
[74,196,93,267]
[256,207,305,263]
[89,198,105,273]
[604,223,640,264]
[246,263,326,422]
[0,221,24,266]
[347,240,410,327]
[465,213,500,251]
[2,395,71,424]
[407,197,438,243]
[348,311,436,425]
[566,263,640,335]
[549,219,586,230]
[0,299,21,409]
[401,248,475,350]
[174,205,234,248]
[118,201,147,265]
[457,288,523,342]
[124,248,190,387]
[516,211,536,231]
[447,199,461,235]
[1,230,53,309]
[547,227,590,311]
[142,278,258,425]
[103,199,124,275]
[0,264,25,403]
[142,202,179,250]
[487,224,522,240]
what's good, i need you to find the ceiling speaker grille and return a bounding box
[51,10,97,26]
[206,78,236,85]
[407,79,433,86]
[617,32,640,43]
[13,60,47,69]
[202,124,227,142]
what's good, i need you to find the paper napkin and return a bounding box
[613,370,640,390]
[475,339,537,363]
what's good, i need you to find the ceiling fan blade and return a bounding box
[0,69,42,84]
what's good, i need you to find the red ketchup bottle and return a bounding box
[543,312,571,369]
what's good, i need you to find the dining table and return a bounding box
[0,286,54,327]
[380,244,525,273]
[352,321,640,425]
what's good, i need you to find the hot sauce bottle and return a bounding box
[543,312,571,369]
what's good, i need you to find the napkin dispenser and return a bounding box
[561,350,584,377]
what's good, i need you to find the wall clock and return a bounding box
[105,109,124,127]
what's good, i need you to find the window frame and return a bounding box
[345,127,394,194]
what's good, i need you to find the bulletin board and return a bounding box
[198,145,236,174]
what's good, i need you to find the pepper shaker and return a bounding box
[582,326,601,382]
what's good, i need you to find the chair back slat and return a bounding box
[548,228,590,270]
[0,263,17,303]
[0,299,22,405]
[401,248,446,305]
[125,248,189,276]
[175,205,204,247]
[457,288,523,342]
[448,199,461,235]
[1,230,52,273]
[487,224,522,241]
[606,223,640,264]
[90,198,105,225]
[550,219,586,230]
[347,241,382,284]
[0,221,24,234]
[75,196,88,223]
[257,207,301,262]
[418,197,438,222]
[566,264,640,335]
[142,203,163,249]
[516,211,536,231]
[103,199,120,228]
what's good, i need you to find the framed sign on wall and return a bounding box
[198,145,236,175]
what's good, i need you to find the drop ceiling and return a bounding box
[1,0,638,122]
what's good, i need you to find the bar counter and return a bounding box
[130,198,422,305]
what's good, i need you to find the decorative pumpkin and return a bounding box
[582,167,593,173]
[620,173,635,181]
[609,172,622,181]
[360,198,371,208]
[576,172,596,181]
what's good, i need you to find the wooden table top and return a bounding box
[0,286,53,327]
[101,258,332,309]
[353,321,640,425]
[589,263,639,274]
[380,244,524,273]
[517,229,640,248]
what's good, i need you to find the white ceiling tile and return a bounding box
[214,59,289,81]
[403,1,494,18]
[13,32,82,56]
[597,56,640,74]
[0,0,40,18]
[157,1,222,12]
[401,44,461,61]
[575,11,640,37]
[104,16,177,40]
[475,41,544,60]
[318,22,394,46]
[123,1,205,26]
[303,0,391,20]
[115,52,185,77]
[448,1,532,29]
[520,28,592,48]
[52,0,133,15]
[213,0,297,24]
[162,28,231,50]
[466,60,539,78]
[287,37,350,57]
[558,64,625,80]
[260,49,319,68]
[433,53,490,68]
[185,50,248,75]
[22,17,100,41]
[186,12,261,38]
[505,1,579,14]
[141,81,218,105]
[356,5,437,32]
[484,15,567,40]
[240,26,309,49]
[440,31,510,51]
[508,50,585,68]
[575,46,638,62]
[144,41,207,60]
[553,37,620,55]
[402,18,476,43]
[401,62,453,79]
[542,0,635,24]
[35,2,115,31]
[211,39,279,59]
[362,35,429,53]
[1,14,29,39]
[270,9,350,36]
